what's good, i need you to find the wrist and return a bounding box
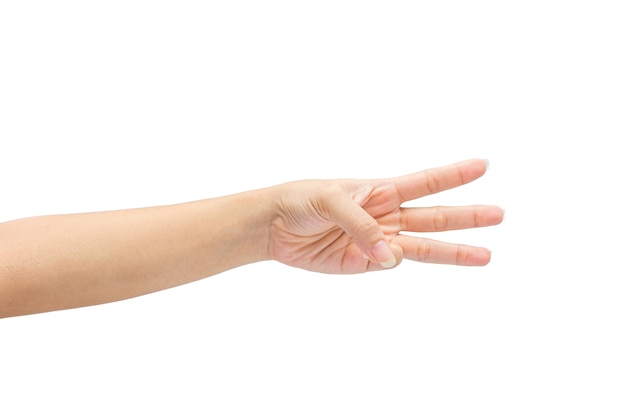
[227,185,281,265]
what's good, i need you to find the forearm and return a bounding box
[0,187,275,317]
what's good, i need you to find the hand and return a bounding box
[269,159,503,274]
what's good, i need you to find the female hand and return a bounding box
[269,159,503,274]
[0,158,502,317]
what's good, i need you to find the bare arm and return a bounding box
[0,159,503,318]
[0,189,274,317]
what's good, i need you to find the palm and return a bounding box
[270,181,402,274]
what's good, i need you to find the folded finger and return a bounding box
[323,190,397,268]
[400,205,504,232]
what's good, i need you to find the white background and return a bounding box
[1,1,624,416]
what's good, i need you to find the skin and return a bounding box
[0,159,503,318]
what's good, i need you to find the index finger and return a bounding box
[390,159,489,203]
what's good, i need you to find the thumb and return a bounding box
[324,192,397,269]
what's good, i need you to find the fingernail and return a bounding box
[483,159,490,171]
[372,240,396,268]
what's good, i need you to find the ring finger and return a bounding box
[392,235,492,266]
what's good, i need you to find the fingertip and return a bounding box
[380,244,403,269]
[380,257,397,269]
[478,249,492,266]
[390,243,404,268]
[458,159,490,183]
[463,246,492,266]
[484,205,505,225]
[372,240,396,268]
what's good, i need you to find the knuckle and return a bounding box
[473,206,481,227]
[315,183,344,218]
[415,239,433,262]
[432,207,449,231]
[455,162,468,184]
[455,244,472,265]
[424,170,441,194]
[353,215,378,240]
